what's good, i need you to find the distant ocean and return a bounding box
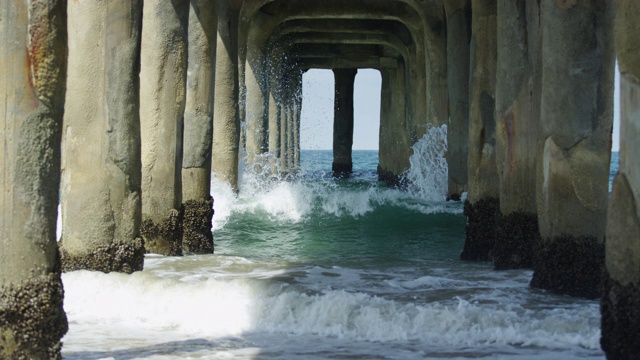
[60,134,618,359]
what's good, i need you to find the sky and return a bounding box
[300,66,622,152]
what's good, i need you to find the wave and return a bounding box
[62,267,600,351]
[211,173,461,232]
[260,288,600,349]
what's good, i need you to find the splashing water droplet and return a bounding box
[404,124,448,201]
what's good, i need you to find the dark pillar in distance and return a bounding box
[332,68,358,178]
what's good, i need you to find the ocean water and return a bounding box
[60,134,618,359]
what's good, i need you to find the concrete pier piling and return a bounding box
[182,0,217,254]
[140,0,190,256]
[60,1,145,272]
[444,0,471,202]
[492,0,542,270]
[212,0,242,193]
[460,0,500,262]
[530,0,614,299]
[601,1,640,357]
[0,1,68,357]
[332,69,358,178]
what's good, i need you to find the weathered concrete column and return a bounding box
[140,0,189,256]
[293,84,302,171]
[278,64,298,175]
[212,0,242,192]
[266,44,285,175]
[444,0,471,201]
[332,68,358,178]
[287,97,295,172]
[408,38,427,142]
[182,0,216,254]
[268,72,282,175]
[379,68,393,184]
[424,9,449,130]
[280,93,290,174]
[0,1,68,358]
[378,62,411,187]
[288,69,303,174]
[460,0,499,261]
[492,0,542,270]
[60,1,144,272]
[601,2,640,353]
[245,17,269,165]
[531,1,614,298]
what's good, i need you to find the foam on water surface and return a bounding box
[211,149,460,232]
[405,125,449,201]
[62,254,603,359]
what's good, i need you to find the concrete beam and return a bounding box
[292,43,384,59]
[274,19,413,47]
[288,43,402,72]
[253,0,423,35]
[296,57,398,70]
[282,32,410,66]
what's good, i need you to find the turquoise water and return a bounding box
[60,147,617,359]
[217,150,465,269]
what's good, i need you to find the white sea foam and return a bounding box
[405,124,449,201]
[211,163,460,231]
[63,270,260,337]
[260,289,600,348]
[62,265,601,353]
[387,274,474,289]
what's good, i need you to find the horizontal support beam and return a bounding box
[292,43,383,59]
[295,56,398,69]
[273,19,413,46]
